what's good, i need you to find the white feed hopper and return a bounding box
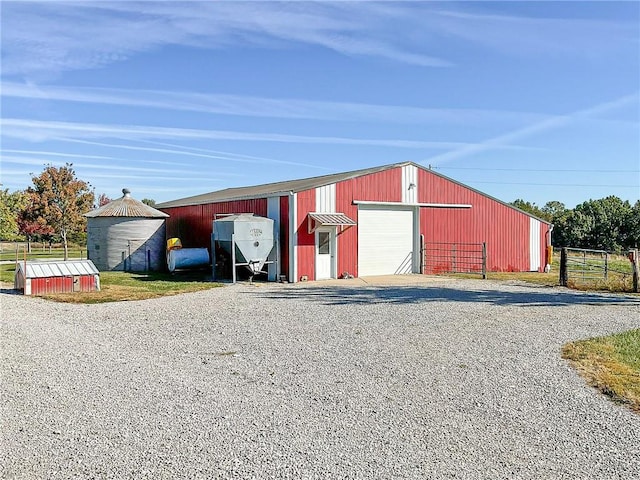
[212,214,275,282]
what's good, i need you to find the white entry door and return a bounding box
[316,228,336,280]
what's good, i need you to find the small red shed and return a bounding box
[14,260,101,296]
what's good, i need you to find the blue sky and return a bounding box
[1,0,638,208]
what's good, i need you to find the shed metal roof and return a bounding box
[85,189,169,218]
[156,163,409,208]
[16,260,100,279]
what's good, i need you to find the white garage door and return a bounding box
[358,206,415,277]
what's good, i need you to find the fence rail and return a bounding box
[421,240,486,278]
[559,247,639,292]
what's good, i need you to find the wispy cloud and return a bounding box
[0,1,449,78]
[1,118,533,152]
[0,154,232,176]
[53,138,330,170]
[1,81,549,126]
[4,1,633,78]
[432,8,639,58]
[421,93,640,165]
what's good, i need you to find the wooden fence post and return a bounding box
[482,242,487,279]
[630,249,639,293]
[560,247,568,286]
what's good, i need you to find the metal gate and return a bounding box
[560,248,609,284]
[421,241,486,278]
[558,247,637,287]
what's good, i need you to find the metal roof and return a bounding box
[307,212,357,233]
[155,161,551,225]
[85,189,169,218]
[308,212,356,226]
[156,162,411,208]
[16,260,100,279]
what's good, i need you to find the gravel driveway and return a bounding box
[2,279,639,479]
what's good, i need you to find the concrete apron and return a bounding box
[291,274,454,288]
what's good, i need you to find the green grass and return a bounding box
[0,243,86,262]
[562,329,640,413]
[1,265,221,303]
[62,271,222,303]
[444,251,638,294]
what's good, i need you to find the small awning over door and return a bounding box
[307,212,356,233]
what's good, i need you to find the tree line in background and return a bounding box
[0,163,155,260]
[511,197,640,252]
[0,163,638,256]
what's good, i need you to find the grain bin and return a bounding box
[212,213,276,282]
[85,189,169,271]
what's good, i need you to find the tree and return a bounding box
[27,163,94,260]
[552,196,634,251]
[17,190,55,251]
[627,200,640,249]
[541,201,566,222]
[98,193,111,207]
[510,199,550,222]
[141,198,156,207]
[0,188,27,240]
[576,196,632,251]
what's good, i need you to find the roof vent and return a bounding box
[122,188,131,197]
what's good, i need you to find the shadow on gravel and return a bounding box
[1,287,20,295]
[255,285,640,307]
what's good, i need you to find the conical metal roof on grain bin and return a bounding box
[214,214,274,274]
[85,189,169,218]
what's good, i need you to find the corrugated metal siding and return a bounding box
[296,190,316,280]
[529,217,541,271]
[161,199,267,250]
[30,276,96,295]
[418,169,532,272]
[402,164,418,204]
[31,277,71,295]
[280,196,289,280]
[87,218,166,271]
[80,275,96,291]
[541,222,550,267]
[334,167,404,278]
[315,184,336,213]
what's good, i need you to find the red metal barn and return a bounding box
[14,260,100,296]
[157,162,551,282]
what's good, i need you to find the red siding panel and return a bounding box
[335,168,403,277]
[280,196,290,280]
[31,276,73,295]
[27,274,96,295]
[296,190,316,280]
[80,275,96,292]
[161,199,267,250]
[418,169,534,272]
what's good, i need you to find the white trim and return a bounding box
[402,164,418,204]
[289,192,298,283]
[530,217,541,272]
[353,200,472,208]
[315,184,336,213]
[267,197,280,281]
